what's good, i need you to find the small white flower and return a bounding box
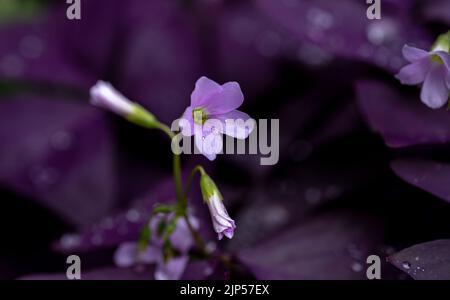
[90,81,134,116]
[206,192,236,240]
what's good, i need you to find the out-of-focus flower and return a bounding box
[90,81,159,129]
[396,33,450,109]
[90,81,135,117]
[179,76,255,161]
[200,172,236,240]
[113,213,198,280]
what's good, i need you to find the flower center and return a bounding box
[430,54,444,65]
[192,107,208,125]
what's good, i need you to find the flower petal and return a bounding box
[395,59,431,85]
[154,256,189,280]
[194,126,223,161]
[113,242,138,267]
[190,76,222,108]
[170,215,199,254]
[420,65,449,109]
[435,51,450,72]
[204,82,244,115]
[402,45,430,62]
[215,110,255,139]
[179,106,195,137]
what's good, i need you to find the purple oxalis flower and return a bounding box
[180,76,255,161]
[205,192,236,240]
[114,213,199,280]
[396,45,450,109]
[200,172,236,240]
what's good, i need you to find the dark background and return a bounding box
[0,0,449,280]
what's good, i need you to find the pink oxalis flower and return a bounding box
[200,172,236,240]
[396,45,450,109]
[180,76,255,160]
[114,213,199,280]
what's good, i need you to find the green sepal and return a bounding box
[126,104,159,129]
[200,173,222,202]
[432,31,450,53]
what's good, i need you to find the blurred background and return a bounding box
[0,0,450,280]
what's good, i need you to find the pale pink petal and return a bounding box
[435,51,450,73]
[421,65,449,109]
[113,242,138,268]
[194,125,222,161]
[179,106,195,136]
[203,82,244,115]
[215,110,255,139]
[154,256,189,280]
[137,245,160,264]
[190,76,222,107]
[402,45,430,62]
[395,58,431,85]
[206,193,236,240]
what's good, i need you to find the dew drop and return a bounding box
[126,209,141,223]
[401,261,411,270]
[263,205,289,226]
[351,262,363,272]
[204,266,214,276]
[306,8,334,31]
[206,242,217,254]
[347,244,363,259]
[60,234,80,249]
[366,20,397,45]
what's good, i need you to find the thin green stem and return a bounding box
[153,121,209,255]
[173,153,183,204]
[184,165,206,200]
[155,122,183,204]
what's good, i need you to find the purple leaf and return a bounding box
[54,175,214,253]
[115,0,203,124]
[237,212,384,279]
[388,239,450,280]
[391,159,450,204]
[0,96,115,227]
[0,0,120,88]
[422,0,450,26]
[356,80,450,148]
[255,0,430,72]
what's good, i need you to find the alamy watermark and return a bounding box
[366,0,382,20]
[66,0,81,20]
[170,116,280,166]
